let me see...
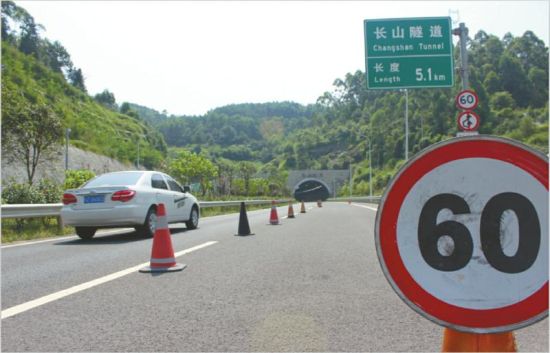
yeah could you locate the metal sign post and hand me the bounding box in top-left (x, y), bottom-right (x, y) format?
top-left (453, 22), bottom-right (469, 90)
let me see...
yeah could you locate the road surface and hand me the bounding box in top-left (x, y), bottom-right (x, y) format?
top-left (1, 202), bottom-right (547, 351)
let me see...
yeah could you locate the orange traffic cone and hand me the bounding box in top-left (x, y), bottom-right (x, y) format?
top-left (441, 328), bottom-right (517, 352)
top-left (269, 200), bottom-right (280, 225)
top-left (287, 201), bottom-right (295, 219)
top-left (300, 201), bottom-right (306, 214)
top-left (139, 203), bottom-right (186, 273)
top-left (317, 200), bottom-right (322, 207)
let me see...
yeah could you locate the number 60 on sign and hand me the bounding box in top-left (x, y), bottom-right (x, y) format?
top-left (375, 136), bottom-right (548, 333)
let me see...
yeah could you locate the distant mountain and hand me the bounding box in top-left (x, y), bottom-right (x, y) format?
top-left (208, 101), bottom-right (320, 119)
top-left (125, 103), bottom-right (172, 126)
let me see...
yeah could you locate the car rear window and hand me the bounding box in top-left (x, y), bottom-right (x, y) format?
top-left (84, 172), bottom-right (143, 187)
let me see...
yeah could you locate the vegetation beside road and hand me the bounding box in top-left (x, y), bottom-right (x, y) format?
top-left (1, 203), bottom-right (276, 244)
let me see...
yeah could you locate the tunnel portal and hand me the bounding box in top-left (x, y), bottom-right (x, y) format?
top-left (293, 179), bottom-right (330, 202)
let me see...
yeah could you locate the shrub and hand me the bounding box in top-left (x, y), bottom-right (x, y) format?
top-left (36, 179), bottom-right (63, 203)
top-left (64, 169), bottom-right (96, 190)
top-left (2, 182), bottom-right (45, 204)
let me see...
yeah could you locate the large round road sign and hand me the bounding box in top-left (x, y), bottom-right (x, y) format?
top-left (375, 136), bottom-right (548, 333)
top-left (456, 89), bottom-right (479, 110)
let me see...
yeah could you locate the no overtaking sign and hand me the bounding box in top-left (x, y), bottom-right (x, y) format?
top-left (375, 136), bottom-right (548, 333)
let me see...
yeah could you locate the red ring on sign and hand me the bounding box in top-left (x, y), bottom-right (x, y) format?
top-left (378, 138), bottom-right (548, 330)
top-left (455, 89), bottom-right (479, 110)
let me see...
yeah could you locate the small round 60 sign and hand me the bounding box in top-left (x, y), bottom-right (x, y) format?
top-left (375, 136), bottom-right (548, 333)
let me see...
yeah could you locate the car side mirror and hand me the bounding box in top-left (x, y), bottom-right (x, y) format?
top-left (183, 185), bottom-right (191, 193)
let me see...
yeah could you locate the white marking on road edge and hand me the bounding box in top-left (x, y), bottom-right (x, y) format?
top-left (1, 241), bottom-right (218, 319)
top-left (1, 235), bottom-right (77, 249)
top-left (1, 228), bottom-right (135, 249)
top-left (351, 204), bottom-right (378, 211)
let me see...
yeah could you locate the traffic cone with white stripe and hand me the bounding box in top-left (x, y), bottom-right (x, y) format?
top-left (269, 200), bottom-right (280, 225)
top-left (300, 201), bottom-right (306, 214)
top-left (287, 201), bottom-right (295, 219)
top-left (139, 203), bottom-right (186, 273)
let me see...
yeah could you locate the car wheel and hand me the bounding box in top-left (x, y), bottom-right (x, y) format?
top-left (137, 207), bottom-right (157, 238)
top-left (185, 206), bottom-right (199, 230)
top-left (75, 226), bottom-right (96, 239)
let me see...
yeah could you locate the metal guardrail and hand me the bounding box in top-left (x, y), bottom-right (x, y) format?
top-left (328, 196), bottom-right (382, 204)
top-left (199, 199), bottom-right (290, 209)
top-left (1, 204), bottom-right (64, 219)
top-left (0, 197), bottom-right (380, 222)
top-left (0, 198), bottom-right (378, 234)
top-left (0, 199), bottom-right (291, 220)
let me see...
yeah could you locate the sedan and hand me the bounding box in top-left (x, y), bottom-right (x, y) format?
top-left (61, 171), bottom-right (200, 239)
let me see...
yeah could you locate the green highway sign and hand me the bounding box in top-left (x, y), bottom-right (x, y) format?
top-left (364, 17), bottom-right (454, 89)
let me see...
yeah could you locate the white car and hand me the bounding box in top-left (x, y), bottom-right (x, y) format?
top-left (61, 171), bottom-right (200, 239)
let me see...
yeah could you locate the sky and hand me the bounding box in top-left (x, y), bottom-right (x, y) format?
top-left (17, 1), bottom-right (550, 116)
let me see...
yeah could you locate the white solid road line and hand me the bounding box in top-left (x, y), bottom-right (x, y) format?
top-left (1, 228), bottom-right (135, 249)
top-left (1, 241), bottom-right (218, 320)
top-left (351, 203), bottom-right (378, 212)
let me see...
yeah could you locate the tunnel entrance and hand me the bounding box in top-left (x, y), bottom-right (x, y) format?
top-left (293, 179), bottom-right (330, 202)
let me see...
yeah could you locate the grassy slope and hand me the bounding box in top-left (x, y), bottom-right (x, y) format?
top-left (1, 42), bottom-right (166, 168)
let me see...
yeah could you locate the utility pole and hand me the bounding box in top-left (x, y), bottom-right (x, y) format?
top-left (349, 159), bottom-right (353, 197)
top-left (137, 141), bottom-right (140, 169)
top-left (368, 139), bottom-right (372, 198)
top-left (65, 128), bottom-right (71, 170)
top-left (405, 89), bottom-right (409, 160)
top-left (454, 22), bottom-right (469, 90)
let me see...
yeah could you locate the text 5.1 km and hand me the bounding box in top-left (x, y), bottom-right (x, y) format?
top-left (415, 67), bottom-right (446, 82)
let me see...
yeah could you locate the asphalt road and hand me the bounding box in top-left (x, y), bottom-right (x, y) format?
top-left (1, 202), bottom-right (548, 352)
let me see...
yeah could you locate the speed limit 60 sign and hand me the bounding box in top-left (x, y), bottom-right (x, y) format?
top-left (456, 89), bottom-right (479, 110)
top-left (375, 136), bottom-right (548, 333)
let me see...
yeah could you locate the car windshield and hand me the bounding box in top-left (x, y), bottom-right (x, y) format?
top-left (84, 172), bottom-right (143, 187)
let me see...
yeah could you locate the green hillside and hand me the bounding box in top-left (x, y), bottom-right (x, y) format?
top-left (129, 30), bottom-right (547, 196)
top-left (1, 41), bottom-right (167, 170)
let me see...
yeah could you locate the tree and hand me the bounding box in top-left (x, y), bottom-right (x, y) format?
top-left (40, 40), bottom-right (73, 75)
top-left (498, 54), bottom-right (530, 107)
top-left (239, 161), bottom-right (257, 196)
top-left (527, 67), bottom-right (548, 107)
top-left (94, 89), bottom-right (117, 110)
top-left (18, 12), bottom-right (42, 56)
top-left (215, 158), bottom-right (237, 196)
top-left (490, 91), bottom-right (516, 111)
top-left (2, 92), bottom-right (63, 184)
top-left (168, 151), bottom-right (218, 196)
top-left (1, 1), bottom-right (16, 42)
top-left (68, 67), bottom-right (87, 92)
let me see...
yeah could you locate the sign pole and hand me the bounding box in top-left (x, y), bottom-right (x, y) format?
top-left (405, 89), bottom-right (409, 160)
top-left (369, 140), bottom-right (372, 198)
top-left (456, 22), bottom-right (469, 90)
top-left (65, 128), bottom-right (71, 170)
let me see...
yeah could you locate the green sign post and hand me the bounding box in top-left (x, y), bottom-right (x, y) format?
top-left (364, 17), bottom-right (454, 89)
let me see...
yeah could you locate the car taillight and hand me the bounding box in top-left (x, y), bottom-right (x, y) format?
top-left (111, 190), bottom-right (136, 202)
top-left (62, 193), bottom-right (77, 205)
